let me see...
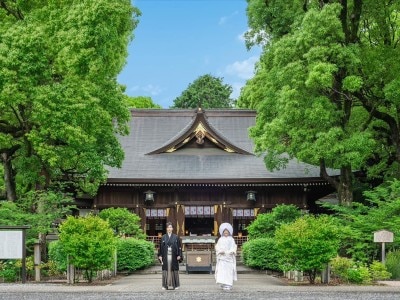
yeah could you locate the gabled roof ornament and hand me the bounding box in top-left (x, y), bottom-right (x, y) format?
top-left (147, 108), bottom-right (252, 155)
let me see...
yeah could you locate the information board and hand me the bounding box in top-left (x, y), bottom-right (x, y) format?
top-left (0, 231), bottom-right (23, 259)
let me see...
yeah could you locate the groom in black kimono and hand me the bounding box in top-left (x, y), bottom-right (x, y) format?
top-left (158, 222), bottom-right (182, 290)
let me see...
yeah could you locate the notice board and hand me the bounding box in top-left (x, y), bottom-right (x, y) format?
top-left (0, 231), bottom-right (23, 259)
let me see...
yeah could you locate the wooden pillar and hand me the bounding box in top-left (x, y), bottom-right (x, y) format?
top-left (214, 204), bottom-right (222, 236)
top-left (138, 207), bottom-right (147, 233)
top-left (176, 204), bottom-right (185, 236)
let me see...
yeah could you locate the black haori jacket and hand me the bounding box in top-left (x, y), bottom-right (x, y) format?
top-left (158, 233), bottom-right (182, 271)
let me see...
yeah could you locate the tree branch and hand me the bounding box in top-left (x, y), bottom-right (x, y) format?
top-left (0, 0), bottom-right (24, 20)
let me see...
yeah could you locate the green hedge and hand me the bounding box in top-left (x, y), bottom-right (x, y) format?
top-left (242, 237), bottom-right (280, 271)
top-left (116, 238), bottom-right (155, 272)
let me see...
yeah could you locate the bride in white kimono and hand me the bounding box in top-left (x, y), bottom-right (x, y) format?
top-left (214, 223), bottom-right (237, 290)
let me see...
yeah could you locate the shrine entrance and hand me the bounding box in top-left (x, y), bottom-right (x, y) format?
top-left (185, 217), bottom-right (214, 236)
top-left (184, 205), bottom-right (215, 236)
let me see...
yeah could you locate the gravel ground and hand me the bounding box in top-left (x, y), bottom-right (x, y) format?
top-left (1, 272), bottom-right (399, 299)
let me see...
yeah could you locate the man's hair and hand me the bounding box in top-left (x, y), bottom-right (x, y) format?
top-left (166, 222), bottom-right (173, 228)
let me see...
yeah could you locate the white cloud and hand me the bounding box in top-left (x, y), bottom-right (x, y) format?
top-left (129, 85), bottom-right (140, 92)
top-left (237, 31), bottom-right (246, 43)
top-left (225, 56), bottom-right (259, 80)
top-left (219, 11), bottom-right (238, 25)
top-left (219, 16), bottom-right (228, 25)
top-left (230, 81), bottom-right (245, 100)
top-left (142, 84), bottom-right (162, 96)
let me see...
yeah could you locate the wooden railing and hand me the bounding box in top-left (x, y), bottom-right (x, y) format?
top-left (233, 235), bottom-right (249, 249)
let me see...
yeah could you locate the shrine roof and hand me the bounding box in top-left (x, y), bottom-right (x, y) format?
top-left (106, 108), bottom-right (338, 184)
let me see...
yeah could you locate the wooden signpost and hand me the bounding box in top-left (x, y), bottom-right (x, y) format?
top-left (373, 229), bottom-right (394, 264)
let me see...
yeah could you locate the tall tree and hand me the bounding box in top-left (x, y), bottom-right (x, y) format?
top-left (238, 0), bottom-right (400, 205)
top-left (0, 1), bottom-right (140, 200)
top-left (125, 95), bottom-right (161, 109)
top-left (172, 74), bottom-right (233, 109)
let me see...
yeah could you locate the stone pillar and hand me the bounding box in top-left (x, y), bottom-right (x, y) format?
top-left (34, 241), bottom-right (41, 282)
top-left (321, 264), bottom-right (330, 284)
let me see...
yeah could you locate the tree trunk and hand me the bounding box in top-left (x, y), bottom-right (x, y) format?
top-left (337, 166), bottom-right (353, 206)
top-left (320, 159), bottom-right (353, 206)
top-left (1, 152), bottom-right (17, 201)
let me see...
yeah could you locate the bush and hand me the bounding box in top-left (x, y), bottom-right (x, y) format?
top-left (99, 208), bottom-right (146, 238)
top-left (0, 260), bottom-right (18, 282)
top-left (116, 238), bottom-right (155, 272)
top-left (48, 241), bottom-right (68, 273)
top-left (330, 256), bottom-right (353, 282)
top-left (59, 215), bottom-right (116, 283)
top-left (369, 260), bottom-right (391, 281)
top-left (386, 250), bottom-right (400, 279)
top-left (42, 260), bottom-right (64, 278)
top-left (15, 256), bottom-right (35, 281)
top-left (346, 265), bottom-right (371, 284)
top-left (246, 204), bottom-right (301, 239)
top-left (275, 215), bottom-right (340, 284)
top-left (242, 237), bottom-right (280, 271)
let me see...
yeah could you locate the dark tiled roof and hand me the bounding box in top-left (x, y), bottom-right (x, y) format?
top-left (106, 109), bottom-right (336, 183)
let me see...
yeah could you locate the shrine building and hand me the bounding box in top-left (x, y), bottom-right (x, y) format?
top-left (88, 108), bottom-right (336, 242)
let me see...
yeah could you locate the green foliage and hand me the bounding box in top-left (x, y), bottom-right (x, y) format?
top-left (242, 0), bottom-right (400, 204)
top-left (275, 215), bottom-right (340, 284)
top-left (41, 260), bottom-right (64, 279)
top-left (48, 241), bottom-right (68, 273)
top-left (0, 191), bottom-right (75, 253)
top-left (116, 238), bottom-right (155, 272)
top-left (369, 261), bottom-right (391, 281)
top-left (246, 204), bottom-right (301, 239)
top-left (330, 256), bottom-right (354, 282)
top-left (0, 260), bottom-right (18, 282)
top-left (386, 250), bottom-right (400, 279)
top-left (346, 265), bottom-right (371, 285)
top-left (99, 207), bottom-right (145, 238)
top-left (14, 256), bottom-right (35, 281)
top-left (172, 74), bottom-right (233, 108)
top-left (0, 0), bottom-right (140, 198)
top-left (330, 257), bottom-right (389, 284)
top-left (125, 96), bottom-right (161, 108)
top-left (323, 180), bottom-right (400, 263)
top-left (58, 215), bottom-right (116, 282)
top-left (242, 237), bottom-right (280, 271)
top-left (0, 165), bottom-right (4, 200)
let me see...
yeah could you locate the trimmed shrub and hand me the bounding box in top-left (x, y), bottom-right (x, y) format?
top-left (242, 237), bottom-right (280, 271)
top-left (59, 215), bottom-right (116, 283)
top-left (116, 238), bottom-right (155, 272)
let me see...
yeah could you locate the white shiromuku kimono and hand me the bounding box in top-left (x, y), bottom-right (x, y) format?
top-left (215, 224), bottom-right (237, 289)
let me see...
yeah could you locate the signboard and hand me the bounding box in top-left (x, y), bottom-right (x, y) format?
top-left (374, 230), bottom-right (394, 243)
top-left (0, 230), bottom-right (23, 259)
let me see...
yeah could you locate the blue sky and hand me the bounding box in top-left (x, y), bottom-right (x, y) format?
top-left (118, 0), bottom-right (261, 108)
